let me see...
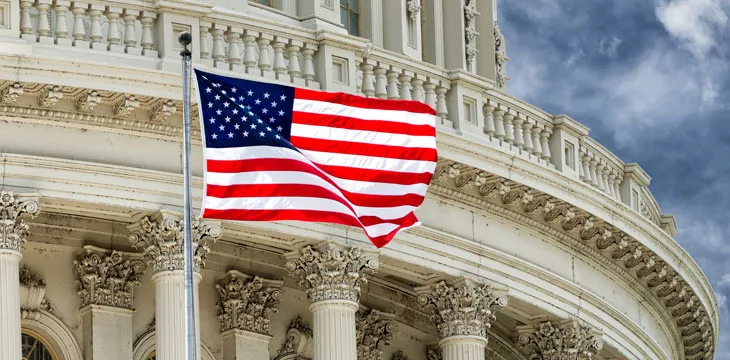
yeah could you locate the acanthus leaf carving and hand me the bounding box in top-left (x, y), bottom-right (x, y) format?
top-left (115, 94), bottom-right (140, 116)
top-left (150, 99), bottom-right (177, 122)
top-left (463, 0), bottom-right (480, 71)
top-left (494, 21), bottom-right (510, 89)
top-left (516, 318), bottom-right (603, 360)
top-left (216, 270), bottom-right (282, 335)
top-left (73, 246), bottom-right (146, 309)
top-left (39, 86), bottom-right (64, 108)
top-left (76, 90), bottom-right (102, 112)
top-left (276, 316), bottom-right (313, 360)
top-left (1, 82), bottom-right (24, 104)
top-left (0, 191), bottom-right (40, 252)
top-left (406, 0), bottom-right (421, 21)
top-left (356, 309), bottom-right (394, 360)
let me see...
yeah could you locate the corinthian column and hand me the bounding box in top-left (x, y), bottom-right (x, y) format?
top-left (516, 318), bottom-right (603, 360)
top-left (128, 210), bottom-right (221, 360)
top-left (0, 191), bottom-right (39, 360)
top-left (74, 246), bottom-right (146, 360)
top-left (285, 242), bottom-right (379, 360)
top-left (216, 270), bottom-right (282, 360)
top-left (416, 278), bottom-right (508, 360)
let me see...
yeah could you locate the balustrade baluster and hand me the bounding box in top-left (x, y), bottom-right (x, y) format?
top-left (36, 0), bottom-right (52, 43)
top-left (199, 22), bottom-right (211, 63)
top-left (494, 108), bottom-right (506, 140)
top-left (607, 172), bottom-right (616, 198)
top-left (614, 173), bottom-right (623, 200)
top-left (531, 126), bottom-right (543, 157)
top-left (355, 59), bottom-right (362, 93)
top-left (301, 43), bottom-right (317, 87)
top-left (88, 5), bottom-right (105, 50)
top-left (122, 9), bottom-right (140, 55)
top-left (522, 121), bottom-right (534, 152)
top-left (589, 158), bottom-right (599, 187)
top-left (374, 66), bottom-right (388, 99)
top-left (20, 0), bottom-right (34, 40)
top-left (360, 61), bottom-right (375, 98)
top-left (503, 112), bottom-right (515, 144)
top-left (70, 2), bottom-right (88, 47)
top-left (105, 7), bottom-right (123, 52)
top-left (211, 25), bottom-right (226, 69)
top-left (243, 30), bottom-right (258, 74)
top-left (386, 70), bottom-right (400, 99)
top-left (423, 81), bottom-right (437, 110)
top-left (602, 167), bottom-right (612, 194)
top-left (513, 114), bottom-right (525, 149)
top-left (256, 33), bottom-right (273, 78)
top-left (139, 12), bottom-right (157, 57)
top-left (54, 0), bottom-right (71, 45)
top-left (272, 37), bottom-right (288, 81)
top-left (226, 27), bottom-right (243, 71)
top-left (580, 150), bottom-right (589, 182)
top-left (540, 129), bottom-right (552, 161)
top-left (287, 41), bottom-right (303, 85)
top-left (595, 162), bottom-right (606, 191)
top-left (411, 76), bottom-right (425, 102)
top-left (399, 72), bottom-right (412, 100)
top-left (435, 86), bottom-right (449, 121)
top-left (483, 104), bottom-right (495, 136)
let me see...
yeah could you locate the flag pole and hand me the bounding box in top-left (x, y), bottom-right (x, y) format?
top-left (178, 31), bottom-right (197, 360)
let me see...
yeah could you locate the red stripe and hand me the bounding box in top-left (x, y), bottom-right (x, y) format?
top-left (207, 158), bottom-right (433, 185)
top-left (290, 136), bottom-right (438, 162)
top-left (202, 208), bottom-right (417, 247)
top-left (295, 88), bottom-right (437, 115)
top-left (206, 183), bottom-right (425, 208)
top-left (292, 111), bottom-right (436, 137)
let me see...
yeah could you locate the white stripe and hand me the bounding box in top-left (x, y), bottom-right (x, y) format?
top-left (293, 98), bottom-right (436, 127)
top-left (207, 170), bottom-right (427, 197)
top-left (206, 146), bottom-right (437, 174)
top-left (203, 196), bottom-right (406, 238)
top-left (291, 123), bottom-right (437, 149)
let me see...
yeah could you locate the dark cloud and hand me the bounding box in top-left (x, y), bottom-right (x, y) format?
top-left (500, 0), bottom-right (730, 357)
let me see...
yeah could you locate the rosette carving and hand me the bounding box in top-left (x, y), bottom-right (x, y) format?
top-left (0, 191), bottom-right (40, 252)
top-left (285, 242), bottom-right (379, 303)
top-left (73, 246), bottom-right (146, 309)
top-left (216, 270), bottom-right (282, 335)
top-left (416, 278), bottom-right (508, 339)
top-left (516, 319), bottom-right (603, 360)
top-left (128, 210), bottom-right (221, 273)
top-left (356, 309), bottom-right (394, 360)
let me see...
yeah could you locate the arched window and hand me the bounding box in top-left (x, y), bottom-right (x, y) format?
top-left (21, 330), bottom-right (57, 360)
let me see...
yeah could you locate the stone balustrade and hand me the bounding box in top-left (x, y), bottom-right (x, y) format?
top-left (578, 138), bottom-right (625, 201)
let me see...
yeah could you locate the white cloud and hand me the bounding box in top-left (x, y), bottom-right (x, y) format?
top-left (716, 292), bottom-right (727, 308)
top-left (720, 273), bottom-right (730, 287)
top-left (599, 36), bottom-right (622, 57)
top-left (656, 0), bottom-right (730, 58)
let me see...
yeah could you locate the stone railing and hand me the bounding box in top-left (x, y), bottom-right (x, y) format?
top-left (3, 0), bottom-right (669, 235)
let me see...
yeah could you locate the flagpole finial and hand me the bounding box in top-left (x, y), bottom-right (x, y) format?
top-left (178, 31), bottom-right (192, 57)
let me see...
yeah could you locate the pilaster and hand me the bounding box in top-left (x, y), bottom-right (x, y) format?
top-left (516, 318), bottom-right (604, 360)
top-left (285, 242), bottom-right (379, 360)
top-left (0, 191), bottom-right (39, 360)
top-left (74, 245), bottom-right (146, 360)
top-left (217, 270), bottom-right (283, 360)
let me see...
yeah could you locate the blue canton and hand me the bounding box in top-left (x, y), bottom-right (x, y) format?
top-left (194, 69), bottom-right (296, 149)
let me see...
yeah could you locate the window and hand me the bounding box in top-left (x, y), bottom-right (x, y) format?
top-left (340, 0), bottom-right (360, 36)
top-left (253, 0), bottom-right (272, 6)
top-left (21, 330), bottom-right (57, 360)
top-left (564, 141), bottom-right (575, 170)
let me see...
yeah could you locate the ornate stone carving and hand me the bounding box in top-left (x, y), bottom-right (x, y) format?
top-left (39, 86), bottom-right (63, 108)
top-left (392, 350), bottom-right (409, 360)
top-left (115, 94), bottom-right (139, 116)
top-left (494, 21), bottom-right (510, 90)
top-left (463, 0), bottom-right (480, 71)
top-left (0, 191), bottom-right (40, 252)
top-left (285, 242), bottom-right (379, 303)
top-left (416, 278), bottom-right (508, 339)
top-left (19, 266), bottom-right (55, 320)
top-left (356, 309), bottom-right (394, 360)
top-left (73, 246), bottom-right (146, 309)
top-left (128, 210), bottom-right (221, 273)
top-left (76, 90), bottom-right (102, 112)
top-left (426, 346), bottom-right (442, 360)
top-left (407, 0), bottom-right (421, 21)
top-left (276, 316), bottom-right (314, 360)
top-left (516, 319), bottom-right (603, 360)
top-left (1, 82), bottom-right (24, 104)
top-left (216, 270), bottom-right (282, 335)
top-left (150, 99), bottom-right (177, 122)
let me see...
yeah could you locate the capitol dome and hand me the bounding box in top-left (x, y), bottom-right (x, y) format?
top-left (0, 0), bottom-right (719, 360)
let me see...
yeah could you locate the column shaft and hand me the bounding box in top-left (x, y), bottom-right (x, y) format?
top-left (311, 300), bottom-right (359, 360)
top-left (0, 251), bottom-right (21, 360)
top-left (154, 271), bottom-right (201, 360)
top-left (440, 336), bottom-right (486, 360)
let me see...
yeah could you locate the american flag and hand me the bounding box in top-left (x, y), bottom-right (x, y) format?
top-left (194, 68), bottom-right (437, 248)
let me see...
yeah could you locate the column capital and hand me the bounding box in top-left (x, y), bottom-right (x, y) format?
top-left (73, 245), bottom-right (146, 310)
top-left (416, 278), bottom-right (508, 339)
top-left (216, 270), bottom-right (282, 335)
top-left (0, 191), bottom-right (40, 253)
top-left (356, 309), bottom-right (394, 360)
top-left (127, 210), bottom-right (221, 274)
top-left (285, 241), bottom-right (379, 303)
top-left (276, 315), bottom-right (314, 358)
top-left (516, 318), bottom-right (604, 360)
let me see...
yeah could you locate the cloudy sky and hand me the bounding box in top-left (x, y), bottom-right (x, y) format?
top-left (498, 0), bottom-right (729, 357)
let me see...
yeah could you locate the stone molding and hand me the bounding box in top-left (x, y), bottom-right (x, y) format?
top-left (215, 269), bottom-right (282, 335)
top-left (516, 318), bottom-right (603, 360)
top-left (73, 245), bottom-right (146, 309)
top-left (0, 191), bottom-right (40, 253)
top-left (416, 278), bottom-right (508, 339)
top-left (127, 210), bottom-right (221, 273)
top-left (285, 241), bottom-right (379, 303)
top-left (356, 309), bottom-right (394, 360)
top-left (275, 315), bottom-right (313, 360)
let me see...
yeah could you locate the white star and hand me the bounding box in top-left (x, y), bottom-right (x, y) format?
top-left (271, 101), bottom-right (277, 107)
top-left (269, 117), bottom-right (276, 123)
top-left (207, 102), bottom-right (213, 108)
top-left (251, 124), bottom-right (257, 129)
top-left (257, 119), bottom-right (263, 124)
top-left (275, 134), bottom-right (280, 139)
top-left (246, 105), bottom-right (252, 110)
top-left (234, 123), bottom-right (240, 130)
top-left (228, 132), bottom-right (234, 138)
top-left (248, 111), bottom-right (254, 116)
top-left (247, 90), bottom-right (253, 96)
top-left (264, 92), bottom-right (270, 98)
top-left (205, 87), bottom-right (212, 93)
top-left (209, 118), bottom-right (216, 124)
top-left (278, 110), bottom-right (285, 116)
top-left (266, 126), bottom-right (272, 132)
top-left (259, 131), bottom-right (265, 137)
top-left (212, 133), bottom-right (218, 139)
top-left (223, 102), bottom-right (230, 108)
top-left (232, 109), bottom-right (239, 115)
top-left (280, 94), bottom-right (287, 100)
top-left (221, 90), bottom-right (227, 95)
top-left (277, 126), bottom-right (283, 131)
top-left (225, 116), bottom-right (231, 122)
top-left (255, 99), bottom-right (261, 105)
top-left (214, 95), bottom-right (221, 100)
top-left (238, 96), bottom-right (245, 102)
top-left (213, 83), bottom-right (221, 88)
top-left (219, 125), bottom-right (225, 131)
top-left (231, 87), bottom-right (237, 93)
top-left (216, 109), bottom-right (222, 115)
top-left (241, 116), bottom-right (248, 122)
top-left (243, 131), bottom-right (249, 137)
top-left (262, 108), bottom-right (268, 114)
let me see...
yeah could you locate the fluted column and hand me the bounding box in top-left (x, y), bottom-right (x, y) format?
top-left (0, 191), bottom-right (39, 360)
top-left (285, 242), bottom-right (379, 360)
top-left (217, 270), bottom-right (282, 360)
top-left (128, 211), bottom-right (221, 360)
top-left (74, 246), bottom-right (146, 360)
top-left (416, 279), bottom-right (508, 360)
top-left (516, 318), bottom-right (603, 360)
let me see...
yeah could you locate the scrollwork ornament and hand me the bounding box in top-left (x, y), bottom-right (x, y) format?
top-left (356, 310), bottom-right (394, 360)
top-left (216, 273), bottom-right (281, 335)
top-left (516, 319), bottom-right (603, 360)
top-left (73, 249), bottom-right (146, 309)
top-left (0, 191), bottom-right (40, 252)
top-left (407, 0), bottom-right (421, 21)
